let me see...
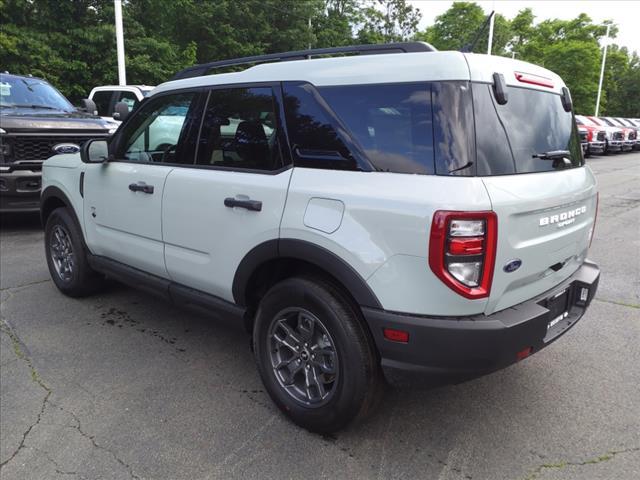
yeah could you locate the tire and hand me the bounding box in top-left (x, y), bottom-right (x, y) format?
top-left (44, 207), bottom-right (104, 297)
top-left (253, 276), bottom-right (382, 433)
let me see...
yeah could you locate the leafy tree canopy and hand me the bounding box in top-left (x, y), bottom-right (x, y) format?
top-left (0, 0), bottom-right (636, 115)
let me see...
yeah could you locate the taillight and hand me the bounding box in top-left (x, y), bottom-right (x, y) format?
top-left (586, 129), bottom-right (593, 142)
top-left (514, 72), bottom-right (554, 88)
top-left (429, 211), bottom-right (497, 299)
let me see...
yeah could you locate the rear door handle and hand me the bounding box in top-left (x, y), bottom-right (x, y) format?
top-left (224, 197), bottom-right (262, 211)
top-left (129, 182), bottom-right (154, 194)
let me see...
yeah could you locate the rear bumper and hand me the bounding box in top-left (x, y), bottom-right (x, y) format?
top-left (363, 260), bottom-right (600, 376)
top-left (0, 165), bottom-right (42, 213)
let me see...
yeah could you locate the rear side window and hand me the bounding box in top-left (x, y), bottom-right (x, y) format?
top-left (92, 90), bottom-right (113, 116)
top-left (319, 83), bottom-right (434, 174)
top-left (196, 87), bottom-right (284, 171)
top-left (283, 82), bottom-right (365, 171)
top-left (473, 84), bottom-right (583, 175)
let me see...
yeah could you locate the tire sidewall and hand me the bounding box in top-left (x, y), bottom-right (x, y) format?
top-left (45, 208), bottom-right (91, 295)
top-left (253, 277), bottom-right (373, 432)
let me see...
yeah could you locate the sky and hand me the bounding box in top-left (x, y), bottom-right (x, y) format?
top-left (407, 1), bottom-right (640, 53)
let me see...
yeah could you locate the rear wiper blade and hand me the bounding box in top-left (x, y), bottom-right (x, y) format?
top-left (532, 150), bottom-right (571, 160)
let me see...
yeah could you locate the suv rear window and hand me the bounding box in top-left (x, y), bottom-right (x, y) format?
top-left (473, 84), bottom-right (583, 175)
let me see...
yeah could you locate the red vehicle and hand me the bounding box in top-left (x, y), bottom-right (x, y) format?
top-left (584, 116), bottom-right (625, 153)
top-left (574, 116), bottom-right (606, 156)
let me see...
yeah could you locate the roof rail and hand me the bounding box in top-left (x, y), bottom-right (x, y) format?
top-left (170, 42), bottom-right (436, 81)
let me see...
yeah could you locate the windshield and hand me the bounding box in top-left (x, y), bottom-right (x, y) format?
top-left (473, 84), bottom-right (582, 175)
top-left (0, 75), bottom-right (74, 111)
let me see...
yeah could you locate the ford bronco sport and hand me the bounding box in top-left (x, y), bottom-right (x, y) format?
top-left (40, 42), bottom-right (600, 433)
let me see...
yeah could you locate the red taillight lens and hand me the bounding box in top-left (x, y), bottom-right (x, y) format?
top-left (449, 237), bottom-right (484, 255)
top-left (383, 328), bottom-right (409, 343)
top-left (429, 211), bottom-right (497, 299)
top-left (514, 71), bottom-right (554, 88)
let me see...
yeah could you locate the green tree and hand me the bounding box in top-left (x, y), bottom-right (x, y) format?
top-left (356, 0), bottom-right (422, 44)
top-left (415, 2), bottom-right (510, 55)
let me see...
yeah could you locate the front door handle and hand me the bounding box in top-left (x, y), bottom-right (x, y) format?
top-left (224, 197), bottom-right (262, 212)
top-left (129, 182), bottom-right (154, 194)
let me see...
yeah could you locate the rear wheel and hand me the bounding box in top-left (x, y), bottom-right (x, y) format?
top-left (253, 276), bottom-right (382, 433)
top-left (45, 207), bottom-right (104, 297)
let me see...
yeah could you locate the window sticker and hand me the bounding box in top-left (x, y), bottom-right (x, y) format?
top-left (0, 82), bottom-right (11, 96)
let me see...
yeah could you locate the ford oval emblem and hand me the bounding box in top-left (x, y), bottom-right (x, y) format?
top-left (503, 259), bottom-right (522, 273)
top-left (52, 143), bottom-right (81, 154)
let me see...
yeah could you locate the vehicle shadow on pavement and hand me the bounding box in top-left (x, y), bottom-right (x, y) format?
top-left (0, 212), bottom-right (42, 232)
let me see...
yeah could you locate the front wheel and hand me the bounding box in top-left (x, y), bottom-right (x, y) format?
top-left (44, 207), bottom-right (104, 297)
top-left (253, 277), bottom-right (382, 433)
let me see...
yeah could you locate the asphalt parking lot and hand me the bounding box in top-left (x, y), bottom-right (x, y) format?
top-left (1, 153), bottom-right (639, 480)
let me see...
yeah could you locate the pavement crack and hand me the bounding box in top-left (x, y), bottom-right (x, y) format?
top-left (521, 446), bottom-right (640, 480)
top-left (0, 278), bottom-right (51, 292)
top-left (59, 404), bottom-right (140, 480)
top-left (29, 446), bottom-right (82, 478)
top-left (0, 319), bottom-right (52, 470)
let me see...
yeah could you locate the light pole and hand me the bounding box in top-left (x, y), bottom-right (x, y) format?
top-left (114, 0), bottom-right (126, 86)
top-left (595, 24), bottom-right (611, 117)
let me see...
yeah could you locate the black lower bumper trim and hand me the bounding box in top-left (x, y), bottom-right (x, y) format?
top-left (363, 260), bottom-right (600, 375)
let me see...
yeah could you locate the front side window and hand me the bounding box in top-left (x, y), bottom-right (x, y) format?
top-left (196, 87), bottom-right (283, 171)
top-left (116, 92), bottom-right (197, 164)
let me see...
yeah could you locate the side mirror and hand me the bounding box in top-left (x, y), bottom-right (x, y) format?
top-left (79, 98), bottom-right (98, 116)
top-left (112, 101), bottom-right (130, 121)
top-left (80, 138), bottom-right (109, 164)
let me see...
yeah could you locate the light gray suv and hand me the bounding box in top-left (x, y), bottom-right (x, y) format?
top-left (40, 42), bottom-right (600, 432)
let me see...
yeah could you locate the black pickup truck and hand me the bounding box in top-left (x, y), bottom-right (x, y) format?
top-left (0, 73), bottom-right (116, 213)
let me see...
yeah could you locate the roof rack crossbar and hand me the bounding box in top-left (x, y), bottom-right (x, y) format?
top-left (170, 42), bottom-right (436, 81)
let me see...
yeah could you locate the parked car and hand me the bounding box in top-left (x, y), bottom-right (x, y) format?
top-left (618, 118), bottom-right (640, 150)
top-left (0, 73), bottom-right (116, 213)
top-left (578, 126), bottom-right (589, 155)
top-left (599, 117), bottom-right (635, 151)
top-left (576, 115), bottom-right (623, 154)
top-left (88, 85), bottom-right (154, 122)
top-left (574, 116), bottom-right (606, 156)
top-left (41, 43), bottom-right (600, 432)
